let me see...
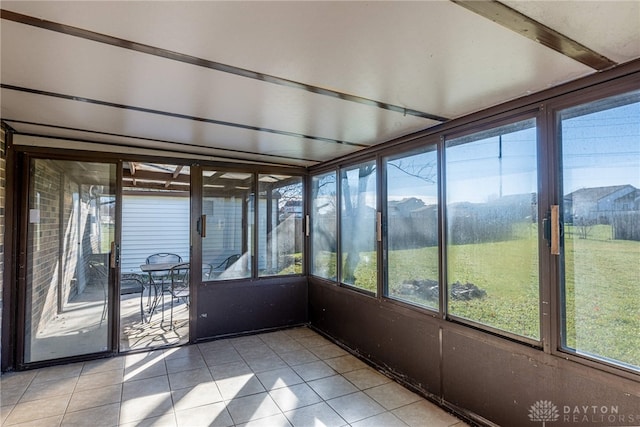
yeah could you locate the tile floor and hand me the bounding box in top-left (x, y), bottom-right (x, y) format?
top-left (1, 327), bottom-right (468, 427)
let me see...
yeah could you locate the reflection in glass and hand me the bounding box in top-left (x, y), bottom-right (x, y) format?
top-left (446, 119), bottom-right (540, 339)
top-left (26, 159), bottom-right (115, 362)
top-left (258, 174), bottom-right (303, 276)
top-left (560, 91), bottom-right (640, 370)
top-left (340, 161), bottom-right (377, 292)
top-left (311, 172), bottom-right (337, 280)
top-left (385, 148), bottom-right (439, 309)
top-left (202, 171), bottom-right (253, 280)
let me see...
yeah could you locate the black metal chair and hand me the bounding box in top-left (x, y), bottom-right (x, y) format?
top-left (168, 263), bottom-right (190, 329)
top-left (121, 273), bottom-right (147, 322)
top-left (145, 253), bottom-right (183, 322)
top-left (211, 254), bottom-right (241, 277)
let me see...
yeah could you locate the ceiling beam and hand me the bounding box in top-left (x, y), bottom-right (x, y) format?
top-left (1, 83), bottom-right (367, 148)
top-left (0, 9), bottom-right (448, 122)
top-left (452, 0), bottom-right (617, 71)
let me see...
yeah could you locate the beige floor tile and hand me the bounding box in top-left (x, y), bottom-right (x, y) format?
top-left (1, 405), bottom-right (15, 424)
top-left (327, 391), bottom-right (386, 424)
top-left (278, 349), bottom-right (319, 366)
top-left (351, 411), bottom-right (410, 427)
top-left (324, 354), bottom-right (368, 374)
top-left (283, 402), bottom-right (348, 427)
top-left (308, 375), bottom-right (359, 400)
top-left (122, 375), bottom-right (170, 401)
top-left (4, 395), bottom-right (70, 426)
top-left (81, 357), bottom-right (125, 376)
top-left (123, 358), bottom-right (167, 382)
top-left (201, 348), bottom-right (243, 367)
top-left (74, 369), bottom-right (124, 392)
top-left (209, 361), bottom-right (252, 381)
top-left (243, 354), bottom-right (288, 373)
top-left (1, 385), bottom-right (26, 407)
top-left (66, 383), bottom-right (122, 413)
top-left (308, 343), bottom-right (349, 360)
top-left (283, 327), bottom-right (317, 340)
top-left (0, 372), bottom-right (37, 390)
top-left (171, 381), bottom-right (223, 411)
top-left (118, 392), bottom-right (174, 425)
top-left (393, 400), bottom-right (464, 427)
top-left (255, 367), bottom-right (304, 391)
top-left (119, 413), bottom-right (178, 427)
top-left (296, 335), bottom-right (330, 349)
top-left (60, 402), bottom-right (119, 427)
top-left (291, 360), bottom-right (336, 382)
top-left (237, 413), bottom-right (292, 427)
top-left (164, 354), bottom-right (206, 374)
top-left (162, 345), bottom-right (202, 361)
top-left (343, 368), bottom-right (392, 390)
top-left (168, 367), bottom-right (212, 390)
top-left (268, 341), bottom-right (306, 355)
top-left (215, 375), bottom-right (266, 401)
top-left (4, 414), bottom-right (64, 427)
top-left (32, 364), bottom-right (82, 384)
top-left (174, 402), bottom-right (233, 427)
top-left (269, 383), bottom-right (322, 412)
top-left (226, 392), bottom-right (282, 425)
top-left (19, 377), bottom-right (77, 403)
top-left (365, 381), bottom-right (422, 410)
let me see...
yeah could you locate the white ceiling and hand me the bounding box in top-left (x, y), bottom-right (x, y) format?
top-left (2, 1), bottom-right (639, 168)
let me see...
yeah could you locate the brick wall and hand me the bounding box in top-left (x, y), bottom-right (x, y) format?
top-left (25, 160), bottom-right (62, 347)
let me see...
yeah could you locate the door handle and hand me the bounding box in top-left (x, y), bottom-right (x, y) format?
top-left (197, 215), bottom-right (207, 238)
top-left (550, 205), bottom-right (560, 255)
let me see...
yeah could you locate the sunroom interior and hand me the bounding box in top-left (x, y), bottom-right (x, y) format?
top-left (1, 2), bottom-right (639, 426)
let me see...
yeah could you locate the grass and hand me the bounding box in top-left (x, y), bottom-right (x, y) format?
top-left (316, 223), bottom-right (639, 369)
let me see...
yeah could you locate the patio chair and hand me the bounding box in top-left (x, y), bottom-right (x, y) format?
top-left (145, 253), bottom-right (183, 322)
top-left (168, 263), bottom-right (190, 329)
top-left (211, 254), bottom-right (241, 277)
top-left (121, 273), bottom-right (147, 322)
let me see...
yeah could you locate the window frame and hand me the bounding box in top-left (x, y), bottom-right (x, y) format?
top-left (548, 84), bottom-right (640, 376)
top-left (381, 144), bottom-right (441, 313)
top-left (442, 112), bottom-right (544, 348)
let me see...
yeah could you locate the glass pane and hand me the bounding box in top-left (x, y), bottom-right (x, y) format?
top-left (120, 162), bottom-right (190, 351)
top-left (202, 171), bottom-right (253, 280)
top-left (340, 161), bottom-right (377, 292)
top-left (258, 174), bottom-right (303, 276)
top-left (560, 91), bottom-right (640, 370)
top-left (446, 119), bottom-right (540, 340)
top-left (26, 159), bottom-right (115, 362)
top-left (385, 148), bottom-right (439, 309)
top-left (311, 172), bottom-right (337, 280)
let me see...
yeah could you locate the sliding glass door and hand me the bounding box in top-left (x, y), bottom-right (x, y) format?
top-left (558, 90), bottom-right (640, 371)
top-left (23, 158), bottom-right (117, 363)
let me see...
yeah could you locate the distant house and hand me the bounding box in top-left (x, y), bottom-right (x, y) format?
top-left (563, 185), bottom-right (640, 224)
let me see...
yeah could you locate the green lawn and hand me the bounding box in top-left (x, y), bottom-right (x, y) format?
top-left (320, 223), bottom-right (639, 369)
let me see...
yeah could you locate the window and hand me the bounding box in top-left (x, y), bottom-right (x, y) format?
top-left (201, 171), bottom-right (253, 280)
top-left (384, 147), bottom-right (439, 309)
top-left (340, 161), bottom-right (377, 293)
top-left (311, 171), bottom-right (337, 280)
top-left (258, 174), bottom-right (303, 276)
top-left (559, 90), bottom-right (640, 371)
top-left (446, 119), bottom-right (540, 340)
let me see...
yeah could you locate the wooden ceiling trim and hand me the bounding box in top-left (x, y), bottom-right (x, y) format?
top-left (0, 8), bottom-right (448, 122)
top-left (452, 0), bottom-right (617, 71)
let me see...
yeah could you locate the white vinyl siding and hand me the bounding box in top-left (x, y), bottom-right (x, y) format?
top-left (121, 195), bottom-right (190, 273)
